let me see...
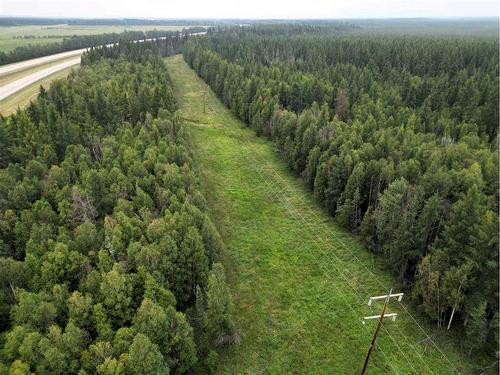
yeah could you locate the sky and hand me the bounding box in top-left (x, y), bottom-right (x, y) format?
top-left (0, 0), bottom-right (498, 19)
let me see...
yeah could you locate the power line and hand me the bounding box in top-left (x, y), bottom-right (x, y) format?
top-left (253, 174), bottom-right (420, 374)
top-left (207, 125), bottom-right (403, 373)
top-left (249, 167), bottom-right (402, 373)
top-left (184, 73), bottom-right (455, 373)
top-left (361, 289), bottom-right (398, 375)
top-left (195, 113), bottom-right (429, 372)
top-left (255, 165), bottom-right (434, 373)
top-left (256, 155), bottom-right (460, 374)
top-left (231, 135), bottom-right (419, 373)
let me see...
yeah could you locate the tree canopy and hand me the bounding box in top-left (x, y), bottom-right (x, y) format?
top-left (0, 41), bottom-right (234, 374)
top-left (184, 25), bottom-right (499, 355)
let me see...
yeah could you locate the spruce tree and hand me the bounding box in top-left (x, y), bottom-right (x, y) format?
top-left (206, 263), bottom-right (236, 346)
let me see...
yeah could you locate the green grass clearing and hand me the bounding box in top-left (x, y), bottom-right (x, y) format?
top-left (165, 54), bottom-right (485, 374)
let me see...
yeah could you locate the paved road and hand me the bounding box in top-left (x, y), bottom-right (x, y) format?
top-left (0, 57), bottom-right (81, 101)
top-left (0, 32), bottom-right (208, 103)
top-left (0, 49), bottom-right (86, 77)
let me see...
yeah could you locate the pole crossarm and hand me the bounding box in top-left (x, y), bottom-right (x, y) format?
top-left (364, 313), bottom-right (397, 321)
top-left (360, 288), bottom-right (403, 375)
top-left (368, 292), bottom-right (404, 306)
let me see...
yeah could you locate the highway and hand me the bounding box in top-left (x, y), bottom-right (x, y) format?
top-left (0, 57), bottom-right (81, 101)
top-left (0, 32), bottom-right (207, 104)
top-left (0, 49), bottom-right (85, 77)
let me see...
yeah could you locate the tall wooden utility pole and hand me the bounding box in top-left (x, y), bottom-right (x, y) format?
top-left (360, 289), bottom-right (404, 375)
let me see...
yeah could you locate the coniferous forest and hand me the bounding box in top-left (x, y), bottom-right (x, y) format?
top-left (0, 20), bottom-right (498, 374)
top-left (0, 40), bottom-right (236, 374)
top-left (184, 25), bottom-right (499, 355)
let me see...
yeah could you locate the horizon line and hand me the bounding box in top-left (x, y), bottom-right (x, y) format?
top-left (0, 15), bottom-right (498, 21)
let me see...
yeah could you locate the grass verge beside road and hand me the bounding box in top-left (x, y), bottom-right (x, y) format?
top-left (0, 55), bottom-right (80, 86)
top-left (0, 65), bottom-right (77, 116)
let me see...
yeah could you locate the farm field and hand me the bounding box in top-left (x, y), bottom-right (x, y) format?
top-left (0, 64), bottom-right (77, 116)
top-left (0, 24), bottom-right (189, 52)
top-left (0, 36), bottom-right (64, 52)
top-left (165, 54), bottom-right (480, 374)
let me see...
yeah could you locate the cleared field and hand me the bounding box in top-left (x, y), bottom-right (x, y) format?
top-left (165, 54), bottom-right (483, 374)
top-left (0, 24), bottom-right (188, 52)
top-left (0, 65), bottom-right (77, 116)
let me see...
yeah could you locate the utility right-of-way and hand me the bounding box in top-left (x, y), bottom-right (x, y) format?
top-left (165, 54), bottom-right (468, 375)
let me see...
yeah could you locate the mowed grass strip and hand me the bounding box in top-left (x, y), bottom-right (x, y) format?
top-left (165, 55), bottom-right (476, 374)
top-left (0, 65), bottom-right (77, 116)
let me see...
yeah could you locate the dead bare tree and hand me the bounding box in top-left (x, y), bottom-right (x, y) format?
top-left (70, 188), bottom-right (97, 225)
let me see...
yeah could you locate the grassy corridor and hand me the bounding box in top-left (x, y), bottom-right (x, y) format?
top-left (165, 55), bottom-right (475, 375)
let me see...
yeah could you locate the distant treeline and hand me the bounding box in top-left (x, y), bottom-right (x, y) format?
top-left (0, 17), bottom-right (360, 27)
top-left (184, 25), bottom-right (499, 356)
top-left (0, 28), bottom-right (203, 66)
top-left (0, 17), bottom-right (211, 26)
top-left (207, 23), bottom-right (359, 36)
